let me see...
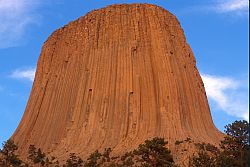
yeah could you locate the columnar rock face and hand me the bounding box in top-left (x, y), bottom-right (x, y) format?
top-left (12, 3), bottom-right (222, 162)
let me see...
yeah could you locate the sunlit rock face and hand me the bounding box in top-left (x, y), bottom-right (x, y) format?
top-left (12, 3), bottom-right (223, 165)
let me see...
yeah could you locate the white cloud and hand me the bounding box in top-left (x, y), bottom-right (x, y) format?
top-left (0, 0), bottom-right (41, 48)
top-left (201, 74), bottom-right (249, 121)
top-left (10, 68), bottom-right (35, 82)
top-left (214, 0), bottom-right (249, 14)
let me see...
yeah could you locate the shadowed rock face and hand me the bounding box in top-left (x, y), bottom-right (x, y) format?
top-left (12, 3), bottom-right (223, 162)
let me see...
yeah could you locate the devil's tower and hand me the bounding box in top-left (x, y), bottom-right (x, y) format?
top-left (12, 3), bottom-right (222, 164)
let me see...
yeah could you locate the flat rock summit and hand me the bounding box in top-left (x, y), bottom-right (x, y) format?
top-left (12, 3), bottom-right (223, 165)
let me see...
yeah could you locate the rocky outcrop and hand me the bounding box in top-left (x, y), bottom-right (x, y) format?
top-left (12, 3), bottom-right (223, 165)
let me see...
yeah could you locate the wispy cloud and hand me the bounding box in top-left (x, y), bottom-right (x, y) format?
top-left (213, 0), bottom-right (249, 15)
top-left (10, 68), bottom-right (35, 82)
top-left (201, 74), bottom-right (249, 121)
top-left (0, 0), bottom-right (41, 48)
top-left (181, 0), bottom-right (249, 16)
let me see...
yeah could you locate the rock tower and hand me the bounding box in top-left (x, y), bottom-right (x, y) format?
top-left (12, 3), bottom-right (223, 164)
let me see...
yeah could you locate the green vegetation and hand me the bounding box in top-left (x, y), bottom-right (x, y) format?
top-left (133, 137), bottom-right (175, 167)
top-left (0, 137), bottom-right (177, 167)
top-left (28, 145), bottom-right (47, 166)
top-left (0, 120), bottom-right (248, 166)
top-left (28, 144), bottom-right (57, 166)
top-left (120, 151), bottom-right (135, 166)
top-left (84, 150), bottom-right (102, 167)
top-left (190, 120), bottom-right (249, 167)
top-left (64, 153), bottom-right (83, 167)
top-left (0, 139), bottom-right (25, 167)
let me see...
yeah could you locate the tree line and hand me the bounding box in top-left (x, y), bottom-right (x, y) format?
top-left (0, 120), bottom-right (248, 167)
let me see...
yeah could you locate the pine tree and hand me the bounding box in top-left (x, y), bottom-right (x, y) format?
top-left (218, 120), bottom-right (249, 167)
top-left (190, 120), bottom-right (249, 167)
top-left (190, 151), bottom-right (216, 167)
top-left (65, 153), bottom-right (83, 167)
top-left (28, 145), bottom-right (47, 166)
top-left (133, 137), bottom-right (175, 167)
top-left (120, 151), bottom-right (135, 166)
top-left (84, 150), bottom-right (102, 167)
top-left (28, 145), bottom-right (36, 161)
top-left (0, 139), bottom-right (23, 166)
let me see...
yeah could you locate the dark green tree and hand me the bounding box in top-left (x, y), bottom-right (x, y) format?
top-left (0, 139), bottom-right (24, 166)
top-left (28, 145), bottom-right (36, 161)
top-left (133, 137), bottom-right (175, 167)
top-left (28, 145), bottom-right (47, 166)
top-left (217, 120), bottom-right (249, 167)
top-left (37, 148), bottom-right (46, 165)
top-left (190, 120), bottom-right (249, 167)
top-left (190, 142), bottom-right (220, 167)
top-left (65, 153), bottom-right (83, 167)
top-left (190, 151), bottom-right (216, 167)
top-left (84, 150), bottom-right (102, 167)
top-left (120, 151), bottom-right (135, 166)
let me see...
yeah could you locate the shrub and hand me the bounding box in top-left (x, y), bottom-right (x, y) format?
top-left (0, 139), bottom-right (24, 166)
top-left (65, 153), bottom-right (83, 167)
top-left (134, 137), bottom-right (175, 167)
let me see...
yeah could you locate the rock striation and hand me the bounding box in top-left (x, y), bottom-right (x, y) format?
top-left (12, 3), bottom-right (223, 165)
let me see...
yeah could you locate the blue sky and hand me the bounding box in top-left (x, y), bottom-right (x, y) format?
top-left (0, 0), bottom-right (249, 144)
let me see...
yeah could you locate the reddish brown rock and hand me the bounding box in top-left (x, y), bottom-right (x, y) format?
top-left (12, 3), bottom-right (223, 165)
